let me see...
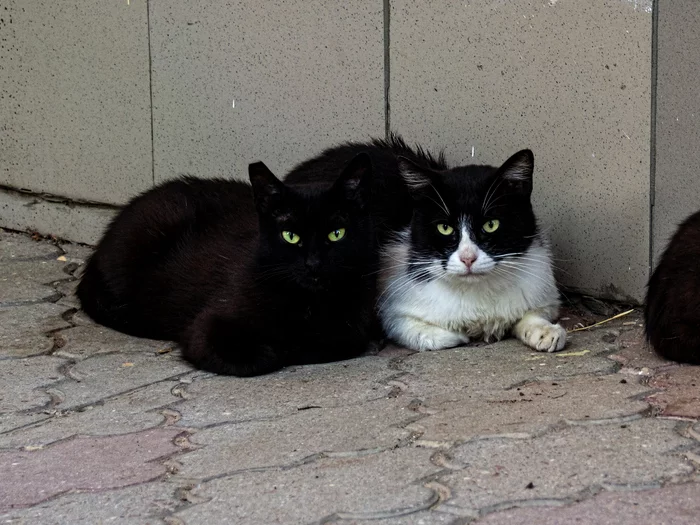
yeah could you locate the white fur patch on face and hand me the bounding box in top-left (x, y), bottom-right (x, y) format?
top-left (444, 219), bottom-right (496, 276)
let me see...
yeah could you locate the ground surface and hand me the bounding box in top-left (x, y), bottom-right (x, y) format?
top-left (1, 228), bottom-right (699, 525)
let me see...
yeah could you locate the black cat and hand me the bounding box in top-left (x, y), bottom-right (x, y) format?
top-left (645, 210), bottom-right (700, 364)
top-left (77, 154), bottom-right (378, 376)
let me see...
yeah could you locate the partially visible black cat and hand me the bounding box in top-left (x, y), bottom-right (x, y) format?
top-left (645, 210), bottom-right (700, 364)
top-left (77, 153), bottom-right (378, 376)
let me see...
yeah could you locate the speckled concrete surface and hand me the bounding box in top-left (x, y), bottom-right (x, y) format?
top-left (149, 0), bottom-right (385, 185)
top-left (1, 228), bottom-right (699, 524)
top-left (0, 1), bottom-right (152, 204)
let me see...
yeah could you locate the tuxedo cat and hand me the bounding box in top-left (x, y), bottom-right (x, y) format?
top-left (77, 154), bottom-right (377, 376)
top-left (645, 210), bottom-right (700, 364)
top-left (380, 149), bottom-right (565, 352)
top-left (287, 135), bottom-right (565, 353)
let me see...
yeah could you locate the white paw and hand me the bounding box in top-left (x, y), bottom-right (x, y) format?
top-left (522, 322), bottom-right (567, 353)
top-left (415, 327), bottom-right (469, 352)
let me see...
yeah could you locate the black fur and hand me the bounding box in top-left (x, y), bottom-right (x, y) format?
top-left (285, 134), bottom-right (447, 240)
top-left (77, 154), bottom-right (378, 376)
top-left (645, 210), bottom-right (700, 364)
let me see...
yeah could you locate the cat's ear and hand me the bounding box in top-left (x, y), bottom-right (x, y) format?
top-left (248, 162), bottom-right (286, 213)
top-left (397, 156), bottom-right (437, 197)
top-left (331, 152), bottom-right (373, 202)
top-left (495, 149), bottom-right (534, 197)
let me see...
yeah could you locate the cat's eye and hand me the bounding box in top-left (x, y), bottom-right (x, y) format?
top-left (282, 231), bottom-right (301, 244)
top-left (328, 228), bottom-right (346, 242)
top-left (483, 219), bottom-right (500, 233)
top-left (437, 224), bottom-right (454, 236)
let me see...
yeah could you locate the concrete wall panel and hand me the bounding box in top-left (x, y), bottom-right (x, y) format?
top-left (149, 1), bottom-right (385, 183)
top-left (0, 0), bottom-right (152, 205)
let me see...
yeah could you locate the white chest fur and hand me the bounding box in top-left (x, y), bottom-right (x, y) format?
top-left (378, 233), bottom-right (560, 345)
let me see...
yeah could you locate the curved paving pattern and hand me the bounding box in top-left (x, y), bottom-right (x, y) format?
top-left (0, 228), bottom-right (699, 524)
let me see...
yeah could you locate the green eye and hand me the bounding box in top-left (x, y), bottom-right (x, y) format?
top-left (483, 219), bottom-right (500, 233)
top-left (282, 231), bottom-right (301, 244)
top-left (437, 223), bottom-right (454, 236)
top-left (328, 228), bottom-right (346, 242)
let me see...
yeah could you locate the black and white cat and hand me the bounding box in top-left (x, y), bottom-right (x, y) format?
top-left (77, 154), bottom-right (378, 376)
top-left (645, 209), bottom-right (700, 364)
top-left (286, 136), bottom-right (566, 353)
top-left (379, 149), bottom-right (565, 352)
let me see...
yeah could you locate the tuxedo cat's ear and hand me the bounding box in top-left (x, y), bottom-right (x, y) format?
top-left (249, 162), bottom-right (286, 213)
top-left (397, 156), bottom-right (437, 196)
top-left (331, 152), bottom-right (373, 202)
top-left (495, 149), bottom-right (534, 197)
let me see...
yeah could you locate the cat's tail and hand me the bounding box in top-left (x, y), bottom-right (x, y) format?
top-left (181, 309), bottom-right (285, 377)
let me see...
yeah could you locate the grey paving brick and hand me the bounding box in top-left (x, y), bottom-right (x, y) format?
top-left (174, 447), bottom-right (440, 525)
top-left (0, 303), bottom-right (72, 358)
top-left (177, 356), bottom-right (395, 427)
top-left (440, 418), bottom-right (697, 513)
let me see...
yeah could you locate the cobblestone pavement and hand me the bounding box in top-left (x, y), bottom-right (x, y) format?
top-left (1, 228), bottom-right (699, 524)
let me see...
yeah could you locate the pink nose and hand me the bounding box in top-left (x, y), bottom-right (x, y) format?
top-left (460, 253), bottom-right (477, 268)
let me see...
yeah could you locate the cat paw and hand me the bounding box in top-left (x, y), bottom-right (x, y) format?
top-left (413, 327), bottom-right (469, 351)
top-left (521, 322), bottom-right (567, 353)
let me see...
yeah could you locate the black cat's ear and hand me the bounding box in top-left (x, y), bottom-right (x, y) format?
top-left (331, 152), bottom-right (373, 202)
top-left (249, 162), bottom-right (286, 213)
top-left (495, 149), bottom-right (534, 197)
top-left (397, 156), bottom-right (437, 197)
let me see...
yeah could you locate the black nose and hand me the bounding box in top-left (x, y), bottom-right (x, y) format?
top-left (305, 256), bottom-right (321, 272)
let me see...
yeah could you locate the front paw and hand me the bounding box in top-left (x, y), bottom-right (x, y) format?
top-left (522, 322), bottom-right (567, 353)
top-left (415, 327), bottom-right (469, 352)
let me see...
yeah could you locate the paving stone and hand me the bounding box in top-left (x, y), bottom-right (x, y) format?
top-left (0, 303), bottom-right (72, 358)
top-left (647, 366), bottom-right (700, 419)
top-left (398, 329), bottom-right (620, 399)
top-left (54, 278), bottom-right (81, 309)
top-left (58, 241), bottom-right (94, 265)
top-left (609, 326), bottom-right (670, 376)
top-left (0, 413), bottom-right (52, 438)
top-left (178, 398), bottom-right (413, 478)
top-left (0, 480), bottom-right (181, 525)
top-left (0, 381), bottom-right (182, 449)
top-left (54, 351), bottom-right (193, 411)
top-left (415, 375), bottom-right (651, 444)
top-left (177, 356), bottom-right (395, 427)
top-left (53, 324), bottom-right (175, 360)
top-left (477, 482), bottom-right (700, 525)
top-left (1, 257), bottom-right (73, 283)
top-left (326, 510), bottom-right (456, 525)
top-left (0, 428), bottom-right (185, 512)
top-left (440, 418), bottom-right (696, 513)
top-left (0, 229), bottom-right (62, 261)
top-left (69, 308), bottom-right (98, 324)
top-left (0, 356), bottom-right (67, 415)
top-left (175, 447), bottom-right (440, 525)
top-left (0, 277), bottom-right (61, 306)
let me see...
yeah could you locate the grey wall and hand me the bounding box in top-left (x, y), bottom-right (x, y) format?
top-left (653, 0), bottom-right (700, 262)
top-left (149, 1), bottom-right (385, 183)
top-left (1, 0), bottom-right (662, 302)
top-left (0, 0), bottom-right (152, 205)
